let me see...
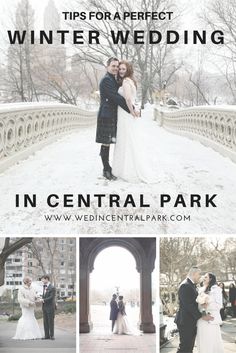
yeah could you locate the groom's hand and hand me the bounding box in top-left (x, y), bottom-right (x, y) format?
top-left (202, 314), bottom-right (214, 321)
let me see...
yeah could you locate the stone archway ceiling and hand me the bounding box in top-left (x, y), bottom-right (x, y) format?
top-left (80, 237), bottom-right (156, 274)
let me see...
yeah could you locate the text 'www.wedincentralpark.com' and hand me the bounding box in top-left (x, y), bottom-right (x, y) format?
top-left (44, 213), bottom-right (191, 222)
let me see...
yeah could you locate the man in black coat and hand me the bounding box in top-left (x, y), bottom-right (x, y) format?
top-left (96, 57), bottom-right (134, 180)
top-left (175, 267), bottom-right (213, 353)
top-left (110, 294), bottom-right (119, 332)
top-left (41, 275), bottom-right (56, 340)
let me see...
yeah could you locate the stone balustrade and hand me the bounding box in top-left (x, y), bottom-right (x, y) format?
top-left (154, 105), bottom-right (236, 162)
top-left (0, 102), bottom-right (97, 171)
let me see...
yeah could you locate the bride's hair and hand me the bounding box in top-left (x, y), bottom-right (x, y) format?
top-left (23, 276), bottom-right (32, 284)
top-left (205, 273), bottom-right (217, 293)
top-left (118, 60), bottom-right (137, 88)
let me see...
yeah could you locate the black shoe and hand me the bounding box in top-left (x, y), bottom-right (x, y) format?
top-left (50, 337), bottom-right (55, 340)
top-left (110, 172), bottom-right (117, 181)
top-left (103, 170), bottom-right (114, 180)
top-left (42, 337), bottom-right (50, 340)
top-left (107, 168), bottom-right (117, 180)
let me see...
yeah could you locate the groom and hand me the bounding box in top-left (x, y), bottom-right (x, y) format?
top-left (110, 294), bottom-right (119, 331)
top-left (41, 275), bottom-right (56, 340)
top-left (175, 266), bottom-right (214, 353)
top-left (95, 57), bottom-right (132, 180)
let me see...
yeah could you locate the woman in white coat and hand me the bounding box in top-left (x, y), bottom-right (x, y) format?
top-left (13, 276), bottom-right (42, 340)
top-left (196, 273), bottom-right (224, 353)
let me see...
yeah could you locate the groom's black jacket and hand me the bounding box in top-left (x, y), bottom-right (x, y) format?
top-left (96, 72), bottom-right (130, 144)
top-left (109, 299), bottom-right (119, 321)
top-left (42, 284), bottom-right (56, 313)
top-left (175, 278), bottom-right (202, 327)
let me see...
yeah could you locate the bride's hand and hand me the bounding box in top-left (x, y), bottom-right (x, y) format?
top-left (132, 110), bottom-right (139, 118)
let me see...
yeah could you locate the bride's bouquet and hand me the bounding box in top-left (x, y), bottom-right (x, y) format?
top-left (196, 292), bottom-right (209, 305)
top-left (196, 291), bottom-right (210, 315)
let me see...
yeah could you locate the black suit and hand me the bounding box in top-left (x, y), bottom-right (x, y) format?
top-left (96, 72), bottom-right (130, 144)
top-left (175, 278), bottom-right (202, 353)
top-left (110, 299), bottom-right (119, 321)
top-left (42, 283), bottom-right (56, 339)
top-left (109, 298), bottom-right (119, 331)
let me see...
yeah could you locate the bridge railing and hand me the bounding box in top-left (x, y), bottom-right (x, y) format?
top-left (154, 105), bottom-right (236, 163)
top-left (0, 102), bottom-right (97, 171)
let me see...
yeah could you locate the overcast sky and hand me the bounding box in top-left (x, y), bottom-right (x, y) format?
top-left (90, 246), bottom-right (157, 292)
top-left (0, 0), bottom-right (206, 29)
top-left (0, 0), bottom-right (221, 73)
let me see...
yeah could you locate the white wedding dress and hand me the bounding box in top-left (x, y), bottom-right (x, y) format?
top-left (112, 78), bottom-right (158, 183)
top-left (113, 301), bottom-right (133, 335)
top-left (113, 311), bottom-right (133, 335)
top-left (196, 285), bottom-right (224, 353)
top-left (13, 285), bottom-right (42, 340)
top-left (113, 300), bottom-right (141, 335)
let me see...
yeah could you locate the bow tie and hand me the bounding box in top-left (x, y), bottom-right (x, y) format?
top-left (43, 285), bottom-right (47, 288)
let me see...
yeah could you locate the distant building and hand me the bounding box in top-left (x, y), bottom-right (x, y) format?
top-left (6, 0), bottom-right (67, 102)
top-left (31, 0), bottom-right (67, 95)
top-left (5, 249), bottom-right (38, 288)
top-left (4, 238), bottom-right (76, 298)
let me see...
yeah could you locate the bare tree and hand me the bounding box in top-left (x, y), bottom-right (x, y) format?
top-left (160, 237), bottom-right (224, 315)
top-left (0, 238), bottom-right (33, 286)
top-left (160, 237), bottom-right (201, 315)
top-left (27, 238), bottom-right (60, 287)
top-left (203, 0), bottom-right (236, 103)
top-left (1, 1), bottom-right (85, 104)
top-left (160, 237), bottom-right (236, 316)
top-left (70, 0), bottom-right (182, 107)
top-left (210, 238), bottom-right (236, 281)
top-left (6, 0), bottom-right (39, 102)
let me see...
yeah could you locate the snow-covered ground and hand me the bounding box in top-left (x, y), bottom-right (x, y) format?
top-left (0, 105), bottom-right (236, 234)
top-left (163, 316), bottom-right (177, 340)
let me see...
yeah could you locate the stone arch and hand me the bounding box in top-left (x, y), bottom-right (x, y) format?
top-left (87, 238), bottom-right (146, 273)
top-left (80, 237), bottom-right (156, 334)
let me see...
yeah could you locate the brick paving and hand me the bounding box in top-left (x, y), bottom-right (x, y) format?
top-left (80, 305), bottom-right (156, 353)
top-left (80, 332), bottom-right (156, 353)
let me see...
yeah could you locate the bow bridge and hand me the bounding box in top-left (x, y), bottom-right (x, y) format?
top-left (0, 103), bottom-right (235, 172)
top-left (0, 103), bottom-right (97, 172)
top-left (0, 102), bottom-right (235, 234)
top-left (154, 105), bottom-right (236, 163)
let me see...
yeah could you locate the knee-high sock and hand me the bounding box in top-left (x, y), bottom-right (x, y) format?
top-left (100, 145), bottom-right (111, 171)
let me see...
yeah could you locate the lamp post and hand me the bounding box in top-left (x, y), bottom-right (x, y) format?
top-left (115, 286), bottom-right (120, 297)
top-left (12, 288), bottom-right (18, 316)
top-left (162, 80), bottom-right (167, 106)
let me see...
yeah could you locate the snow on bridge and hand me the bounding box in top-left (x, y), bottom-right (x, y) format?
top-left (0, 103), bottom-right (235, 234)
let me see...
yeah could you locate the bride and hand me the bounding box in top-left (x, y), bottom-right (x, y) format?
top-left (113, 295), bottom-right (133, 334)
top-left (13, 276), bottom-right (42, 340)
top-left (112, 60), bottom-right (158, 183)
top-left (196, 273), bottom-right (224, 353)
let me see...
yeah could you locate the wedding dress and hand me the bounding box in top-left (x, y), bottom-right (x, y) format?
top-left (13, 285), bottom-right (42, 340)
top-left (112, 78), bottom-right (158, 183)
top-left (196, 285), bottom-right (224, 353)
top-left (113, 300), bottom-right (133, 335)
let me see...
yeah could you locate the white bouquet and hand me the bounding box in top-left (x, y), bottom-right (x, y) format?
top-left (196, 292), bottom-right (210, 305)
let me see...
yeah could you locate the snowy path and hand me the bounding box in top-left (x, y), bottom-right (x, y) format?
top-left (0, 107), bottom-right (236, 235)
